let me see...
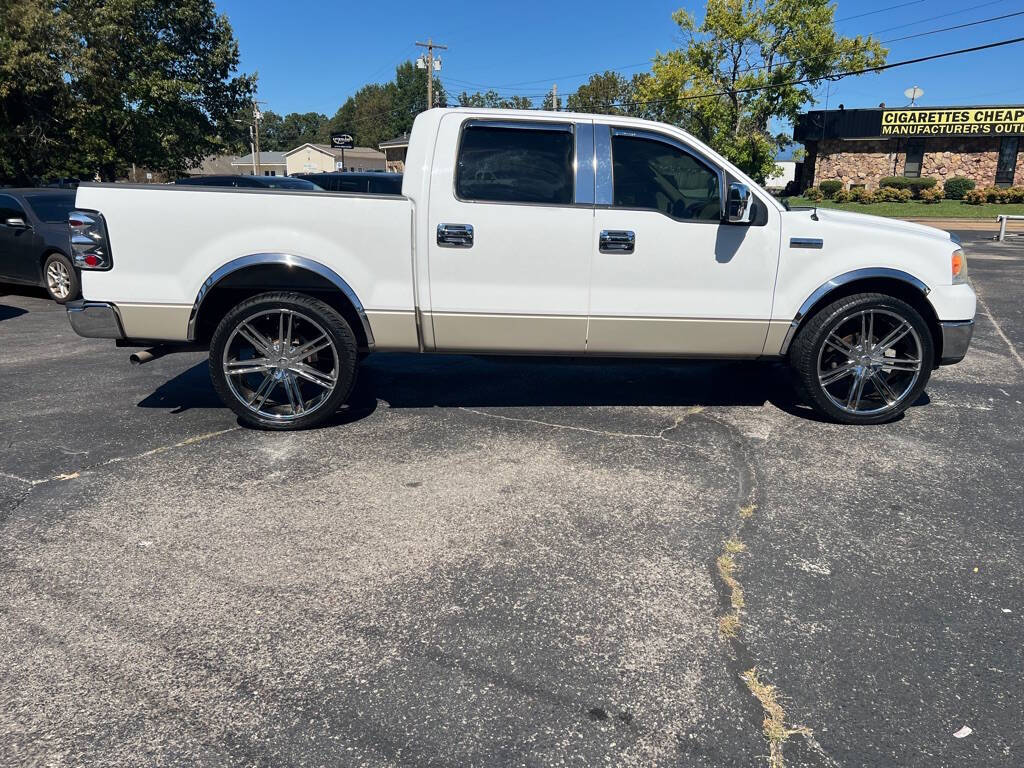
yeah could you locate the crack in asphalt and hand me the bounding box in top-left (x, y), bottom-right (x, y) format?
top-left (460, 404), bottom-right (836, 767)
top-left (695, 413), bottom-right (837, 768)
top-left (458, 406), bottom-right (703, 440)
top-left (0, 428), bottom-right (241, 488)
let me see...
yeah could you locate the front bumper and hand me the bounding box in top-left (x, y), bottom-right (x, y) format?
top-left (66, 300), bottom-right (125, 339)
top-left (939, 319), bottom-right (973, 365)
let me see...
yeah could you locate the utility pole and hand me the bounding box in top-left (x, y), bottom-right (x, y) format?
top-left (415, 38), bottom-right (447, 110)
top-left (552, 84), bottom-right (558, 111)
top-left (252, 100), bottom-right (263, 176)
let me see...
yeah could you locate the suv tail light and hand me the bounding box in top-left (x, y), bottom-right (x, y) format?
top-left (69, 209), bottom-right (112, 270)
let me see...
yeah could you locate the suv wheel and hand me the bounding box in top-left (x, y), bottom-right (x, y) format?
top-left (209, 292), bottom-right (358, 430)
top-left (790, 292), bottom-right (933, 424)
top-left (43, 253), bottom-right (79, 303)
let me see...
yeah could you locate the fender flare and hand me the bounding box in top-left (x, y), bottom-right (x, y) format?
top-left (186, 252), bottom-right (375, 349)
top-left (779, 267), bottom-right (930, 355)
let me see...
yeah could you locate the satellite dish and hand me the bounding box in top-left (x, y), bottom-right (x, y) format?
top-left (904, 86), bottom-right (924, 105)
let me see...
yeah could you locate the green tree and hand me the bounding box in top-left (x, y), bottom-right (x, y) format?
top-left (567, 71), bottom-right (633, 115)
top-left (638, 0), bottom-right (886, 183)
top-left (541, 88), bottom-right (561, 112)
top-left (327, 61), bottom-right (444, 149)
top-left (0, 0), bottom-right (84, 183)
top-left (260, 110), bottom-right (329, 150)
top-left (457, 90), bottom-right (532, 110)
top-left (69, 0), bottom-right (255, 180)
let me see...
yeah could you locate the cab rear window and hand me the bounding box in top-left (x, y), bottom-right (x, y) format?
top-left (456, 123), bottom-right (574, 205)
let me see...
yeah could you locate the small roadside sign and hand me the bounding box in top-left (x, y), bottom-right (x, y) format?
top-left (330, 133), bottom-right (354, 149)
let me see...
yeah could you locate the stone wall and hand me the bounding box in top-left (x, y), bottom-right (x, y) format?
top-left (808, 136), bottom-right (1023, 190)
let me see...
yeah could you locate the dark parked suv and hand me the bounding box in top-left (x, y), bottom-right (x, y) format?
top-left (0, 189), bottom-right (79, 302)
top-left (174, 175), bottom-right (322, 190)
top-left (293, 172), bottom-right (403, 194)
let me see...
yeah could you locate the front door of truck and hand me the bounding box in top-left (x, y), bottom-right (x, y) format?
top-left (426, 114), bottom-right (594, 353)
top-left (588, 126), bottom-right (780, 356)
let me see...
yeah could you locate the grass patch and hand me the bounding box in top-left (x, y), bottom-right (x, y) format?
top-left (742, 668), bottom-right (813, 768)
top-left (716, 551), bottom-right (745, 611)
top-left (719, 613), bottom-right (740, 638)
top-left (785, 197), bottom-right (1024, 219)
top-left (739, 504), bottom-right (756, 519)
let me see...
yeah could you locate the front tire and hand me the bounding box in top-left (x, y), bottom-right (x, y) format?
top-left (43, 253), bottom-right (79, 304)
top-left (790, 292), bottom-right (934, 424)
top-left (209, 292), bottom-right (358, 430)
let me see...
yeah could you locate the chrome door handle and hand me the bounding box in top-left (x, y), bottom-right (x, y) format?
top-left (437, 223), bottom-right (474, 248)
top-left (599, 229), bottom-right (635, 253)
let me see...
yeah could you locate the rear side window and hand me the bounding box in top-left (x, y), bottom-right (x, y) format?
top-left (612, 134), bottom-right (721, 220)
top-left (368, 176), bottom-right (402, 194)
top-left (456, 124), bottom-right (574, 205)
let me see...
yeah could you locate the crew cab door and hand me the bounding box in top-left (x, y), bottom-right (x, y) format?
top-left (588, 126), bottom-right (780, 356)
top-left (425, 114), bottom-right (594, 352)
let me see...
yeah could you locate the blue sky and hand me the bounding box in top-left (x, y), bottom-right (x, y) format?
top-left (216, 0), bottom-right (1024, 130)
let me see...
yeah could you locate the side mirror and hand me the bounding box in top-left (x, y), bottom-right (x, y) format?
top-left (3, 216), bottom-right (28, 229)
top-left (726, 182), bottom-right (752, 224)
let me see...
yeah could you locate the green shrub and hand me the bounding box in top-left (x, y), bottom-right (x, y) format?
top-left (879, 176), bottom-right (938, 198)
top-left (943, 176), bottom-right (975, 200)
top-left (963, 188), bottom-right (987, 205)
top-left (919, 186), bottom-right (943, 203)
top-left (832, 189), bottom-right (851, 203)
top-left (983, 186), bottom-right (1003, 203)
top-left (876, 186), bottom-right (912, 203)
top-left (850, 187), bottom-right (876, 204)
top-left (1003, 186), bottom-right (1024, 203)
top-left (819, 179), bottom-right (843, 198)
top-left (804, 186), bottom-right (824, 202)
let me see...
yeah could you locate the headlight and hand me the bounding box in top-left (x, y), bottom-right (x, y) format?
top-left (69, 209), bottom-right (113, 270)
top-left (951, 249), bottom-right (968, 284)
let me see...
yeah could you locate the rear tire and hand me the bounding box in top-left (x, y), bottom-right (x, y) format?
top-left (209, 292), bottom-right (358, 430)
top-left (789, 292), bottom-right (933, 424)
top-left (43, 252), bottom-right (79, 304)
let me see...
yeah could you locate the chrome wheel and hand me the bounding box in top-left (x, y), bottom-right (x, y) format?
top-left (817, 308), bottom-right (923, 416)
top-left (46, 261), bottom-right (72, 300)
top-left (222, 308), bottom-right (339, 422)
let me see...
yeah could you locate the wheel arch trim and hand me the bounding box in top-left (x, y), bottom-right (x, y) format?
top-left (186, 253), bottom-right (375, 349)
top-left (779, 268), bottom-right (930, 355)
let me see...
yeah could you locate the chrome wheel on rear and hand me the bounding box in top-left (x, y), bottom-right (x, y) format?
top-left (816, 308), bottom-right (923, 416)
top-left (222, 308), bottom-right (339, 423)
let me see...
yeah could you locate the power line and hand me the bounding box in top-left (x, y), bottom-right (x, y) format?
top-left (438, 0), bottom-right (1004, 93)
top-left (870, 0), bottom-right (1013, 35)
top-left (599, 36), bottom-right (1024, 112)
top-left (446, 5), bottom-right (1024, 100)
top-left (835, 0), bottom-right (926, 23)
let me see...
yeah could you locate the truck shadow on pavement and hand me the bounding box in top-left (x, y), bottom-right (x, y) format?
top-left (138, 353), bottom-right (844, 423)
top-left (0, 304), bottom-right (28, 322)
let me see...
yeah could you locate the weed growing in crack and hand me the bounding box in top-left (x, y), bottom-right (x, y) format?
top-left (742, 668), bottom-right (814, 768)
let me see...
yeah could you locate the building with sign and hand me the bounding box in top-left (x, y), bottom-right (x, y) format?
top-left (283, 143), bottom-right (387, 176)
top-left (793, 105), bottom-right (1024, 192)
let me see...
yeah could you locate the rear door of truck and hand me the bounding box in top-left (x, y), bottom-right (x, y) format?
top-left (424, 113), bottom-right (594, 353)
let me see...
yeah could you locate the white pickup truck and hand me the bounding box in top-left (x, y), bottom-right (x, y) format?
top-left (66, 108), bottom-right (975, 429)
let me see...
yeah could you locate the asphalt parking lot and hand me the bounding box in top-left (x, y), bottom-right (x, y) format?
top-left (1, 229), bottom-right (1022, 768)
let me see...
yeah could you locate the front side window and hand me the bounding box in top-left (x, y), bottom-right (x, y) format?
top-left (0, 194), bottom-right (27, 222)
top-left (612, 134), bottom-right (721, 220)
top-left (904, 139), bottom-right (925, 178)
top-left (456, 123), bottom-right (574, 205)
